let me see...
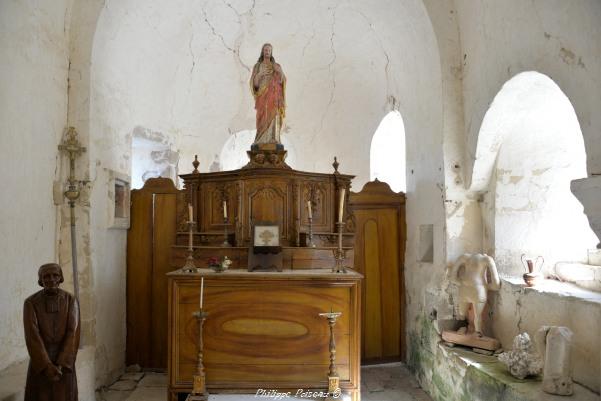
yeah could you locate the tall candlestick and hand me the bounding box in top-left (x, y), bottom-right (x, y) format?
top-left (223, 201), bottom-right (227, 220)
top-left (183, 219), bottom-right (197, 272)
top-left (307, 200), bottom-right (312, 219)
top-left (338, 188), bottom-right (346, 223)
top-left (189, 203), bottom-right (194, 221)
top-left (200, 277), bottom-right (204, 309)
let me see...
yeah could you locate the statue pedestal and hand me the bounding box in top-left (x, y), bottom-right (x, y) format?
top-left (442, 329), bottom-right (500, 351)
top-left (244, 143), bottom-right (290, 169)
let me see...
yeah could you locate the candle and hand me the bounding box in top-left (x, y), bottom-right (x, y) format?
top-left (338, 188), bottom-right (346, 222)
top-left (200, 277), bottom-right (204, 309)
top-left (223, 200), bottom-right (228, 220)
top-left (307, 200), bottom-right (312, 219)
top-left (188, 203), bottom-right (193, 221)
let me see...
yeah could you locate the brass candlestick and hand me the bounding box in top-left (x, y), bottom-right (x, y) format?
top-left (186, 310), bottom-right (209, 401)
top-left (319, 310), bottom-right (343, 400)
top-left (307, 217), bottom-right (316, 248)
top-left (222, 217), bottom-right (231, 247)
top-left (332, 221), bottom-right (347, 273)
top-left (183, 221), bottom-right (197, 272)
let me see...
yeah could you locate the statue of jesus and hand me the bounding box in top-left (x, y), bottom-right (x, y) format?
top-left (250, 43), bottom-right (286, 145)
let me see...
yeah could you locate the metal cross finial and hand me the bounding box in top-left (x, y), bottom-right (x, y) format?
top-left (59, 127), bottom-right (86, 158)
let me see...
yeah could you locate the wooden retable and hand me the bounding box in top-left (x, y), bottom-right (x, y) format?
top-left (167, 268), bottom-right (362, 400)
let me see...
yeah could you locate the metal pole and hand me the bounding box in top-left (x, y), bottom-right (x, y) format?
top-left (59, 127), bottom-right (86, 302)
top-left (69, 201), bottom-right (80, 301)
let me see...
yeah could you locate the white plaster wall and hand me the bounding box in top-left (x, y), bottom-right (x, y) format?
top-left (65, 0), bottom-right (130, 387)
top-left (89, 200), bottom-right (127, 386)
top-left (89, 0), bottom-right (442, 184)
top-left (457, 0), bottom-right (601, 181)
top-left (401, 2), bottom-right (467, 343)
top-left (0, 0), bottom-right (70, 371)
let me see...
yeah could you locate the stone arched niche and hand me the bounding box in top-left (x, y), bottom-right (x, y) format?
top-left (474, 71), bottom-right (597, 275)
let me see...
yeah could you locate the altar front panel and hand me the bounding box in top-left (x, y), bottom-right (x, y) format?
top-left (168, 270), bottom-right (361, 398)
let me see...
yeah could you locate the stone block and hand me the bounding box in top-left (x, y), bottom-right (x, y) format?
top-left (588, 249), bottom-right (601, 266)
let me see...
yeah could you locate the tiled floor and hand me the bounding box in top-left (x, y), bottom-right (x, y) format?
top-left (97, 363), bottom-right (432, 401)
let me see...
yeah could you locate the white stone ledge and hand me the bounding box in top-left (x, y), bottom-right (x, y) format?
top-left (501, 276), bottom-right (601, 304)
top-left (553, 263), bottom-right (601, 292)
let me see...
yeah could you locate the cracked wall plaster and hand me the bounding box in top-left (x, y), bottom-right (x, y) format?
top-left (457, 0), bottom-right (601, 180)
top-left (0, 0), bottom-right (70, 372)
top-left (90, 0), bottom-right (442, 188)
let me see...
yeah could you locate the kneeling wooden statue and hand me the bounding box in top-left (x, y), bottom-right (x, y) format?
top-left (442, 253), bottom-right (501, 351)
top-left (24, 263), bottom-right (80, 401)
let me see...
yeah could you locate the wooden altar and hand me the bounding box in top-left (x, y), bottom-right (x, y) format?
top-left (125, 147), bottom-right (363, 399)
top-left (167, 269), bottom-right (362, 400)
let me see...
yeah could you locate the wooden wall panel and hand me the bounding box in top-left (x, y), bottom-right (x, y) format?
top-left (349, 180), bottom-right (406, 362)
top-left (126, 178), bottom-right (180, 369)
top-left (126, 190), bottom-right (153, 366)
top-left (377, 208), bottom-right (401, 357)
top-left (150, 193), bottom-right (178, 368)
top-left (362, 219), bottom-right (383, 358)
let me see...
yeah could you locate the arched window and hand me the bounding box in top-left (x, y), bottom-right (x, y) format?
top-left (475, 72), bottom-right (597, 275)
top-left (370, 111), bottom-right (406, 192)
top-left (219, 130), bottom-right (297, 171)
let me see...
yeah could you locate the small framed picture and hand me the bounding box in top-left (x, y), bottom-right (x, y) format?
top-left (253, 224), bottom-right (280, 247)
top-left (108, 170), bottom-right (131, 229)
